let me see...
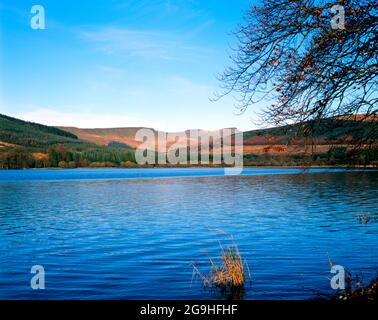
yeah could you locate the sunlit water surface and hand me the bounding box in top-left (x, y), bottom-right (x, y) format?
top-left (0, 168), bottom-right (377, 300)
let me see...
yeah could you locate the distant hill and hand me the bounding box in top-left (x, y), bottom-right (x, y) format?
top-left (242, 117), bottom-right (378, 155)
top-left (59, 117), bottom-right (378, 156)
top-left (57, 126), bottom-right (233, 152)
top-left (56, 126), bottom-right (146, 148)
top-left (1, 113), bottom-right (377, 169)
top-left (0, 114), bottom-right (136, 169)
top-left (0, 113), bottom-right (92, 151)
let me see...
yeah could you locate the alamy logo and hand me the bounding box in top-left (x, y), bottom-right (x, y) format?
top-left (134, 128), bottom-right (244, 175)
top-left (30, 265), bottom-right (45, 290)
top-left (330, 265), bottom-right (345, 290)
top-left (30, 5), bottom-right (45, 30)
top-left (330, 5), bottom-right (345, 30)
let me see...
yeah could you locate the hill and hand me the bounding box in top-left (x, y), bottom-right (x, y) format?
top-left (243, 117), bottom-right (378, 153)
top-left (60, 117), bottom-right (378, 154)
top-left (0, 113), bottom-right (91, 151)
top-left (0, 114), bottom-right (135, 169)
top-left (57, 126), bottom-right (231, 152)
top-left (56, 126), bottom-right (144, 148)
top-left (0, 113), bottom-right (377, 168)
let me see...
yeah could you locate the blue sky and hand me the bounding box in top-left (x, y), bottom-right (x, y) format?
top-left (0, 0), bottom-right (261, 131)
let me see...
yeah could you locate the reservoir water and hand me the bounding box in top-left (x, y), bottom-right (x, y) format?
top-left (0, 168), bottom-right (377, 299)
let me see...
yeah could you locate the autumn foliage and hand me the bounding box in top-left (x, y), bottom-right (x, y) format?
top-left (219, 0), bottom-right (378, 151)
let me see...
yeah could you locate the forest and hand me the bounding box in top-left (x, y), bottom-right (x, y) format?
top-left (0, 114), bottom-right (135, 169)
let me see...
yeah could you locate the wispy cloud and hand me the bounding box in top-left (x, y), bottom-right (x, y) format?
top-left (13, 108), bottom-right (164, 129)
top-left (115, 0), bottom-right (206, 22)
top-left (80, 26), bottom-right (209, 61)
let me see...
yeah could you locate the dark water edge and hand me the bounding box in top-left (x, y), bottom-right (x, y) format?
top-left (0, 169), bottom-right (377, 300)
top-left (0, 167), bottom-right (376, 182)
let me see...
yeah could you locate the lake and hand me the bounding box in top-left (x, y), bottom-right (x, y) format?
top-left (0, 168), bottom-right (377, 300)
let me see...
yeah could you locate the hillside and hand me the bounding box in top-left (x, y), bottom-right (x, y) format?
top-left (57, 126), bottom-right (232, 152)
top-left (0, 114), bottom-right (135, 169)
top-left (60, 117), bottom-right (378, 156)
top-left (242, 117), bottom-right (378, 155)
top-left (0, 114), bottom-right (91, 151)
top-left (57, 127), bottom-right (144, 148)
top-left (1, 113), bottom-right (377, 169)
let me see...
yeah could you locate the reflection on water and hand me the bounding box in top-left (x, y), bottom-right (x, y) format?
top-left (0, 169), bottom-right (377, 300)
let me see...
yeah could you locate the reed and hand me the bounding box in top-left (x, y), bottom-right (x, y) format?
top-left (327, 255), bottom-right (377, 301)
top-left (191, 232), bottom-right (251, 289)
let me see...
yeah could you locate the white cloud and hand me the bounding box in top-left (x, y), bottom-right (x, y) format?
top-left (12, 108), bottom-right (165, 129)
top-left (80, 27), bottom-right (208, 61)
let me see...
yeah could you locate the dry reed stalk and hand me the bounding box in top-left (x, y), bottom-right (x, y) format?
top-left (191, 232), bottom-right (251, 289)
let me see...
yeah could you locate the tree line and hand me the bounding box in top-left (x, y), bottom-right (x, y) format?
top-left (0, 145), bottom-right (136, 169)
top-left (1, 144), bottom-right (377, 169)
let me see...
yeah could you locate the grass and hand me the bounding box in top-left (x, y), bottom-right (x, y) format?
top-left (336, 276), bottom-right (378, 301)
top-left (191, 230), bottom-right (251, 290)
top-left (328, 255), bottom-right (378, 301)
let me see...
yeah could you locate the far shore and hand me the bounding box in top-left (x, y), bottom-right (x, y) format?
top-left (1, 164), bottom-right (377, 171)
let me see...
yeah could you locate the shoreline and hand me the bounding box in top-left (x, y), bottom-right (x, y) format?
top-left (1, 165), bottom-right (377, 171)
